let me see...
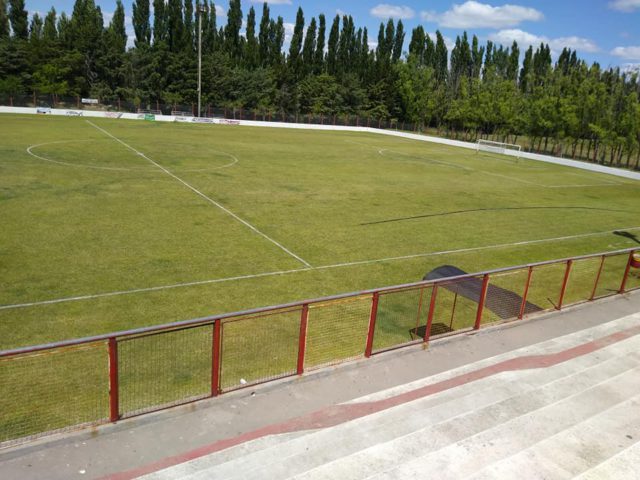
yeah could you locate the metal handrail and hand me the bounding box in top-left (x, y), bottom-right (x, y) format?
top-left (1, 247), bottom-right (636, 359)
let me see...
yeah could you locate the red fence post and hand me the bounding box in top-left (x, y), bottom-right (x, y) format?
top-left (557, 260), bottom-right (573, 310)
top-left (108, 337), bottom-right (119, 422)
top-left (619, 251), bottom-right (635, 293)
top-left (519, 267), bottom-right (534, 319)
top-left (365, 292), bottom-right (380, 358)
top-left (590, 255), bottom-right (606, 300)
top-left (424, 285), bottom-right (438, 342)
top-left (211, 320), bottom-right (222, 396)
top-left (297, 304), bottom-right (309, 374)
top-left (474, 274), bottom-right (490, 330)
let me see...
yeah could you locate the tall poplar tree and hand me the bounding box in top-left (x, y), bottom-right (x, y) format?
top-left (258, 2), bottom-right (269, 66)
top-left (245, 6), bottom-right (257, 68)
top-left (224, 0), bottom-right (242, 60)
top-left (392, 20), bottom-right (404, 63)
top-left (301, 17), bottom-right (316, 75)
top-left (9, 0), bottom-right (28, 39)
top-left (0, 0), bottom-right (10, 39)
top-left (132, 0), bottom-right (151, 47)
top-left (314, 14), bottom-right (325, 73)
top-left (153, 0), bottom-right (166, 44)
top-left (326, 14), bottom-right (339, 74)
top-left (288, 6), bottom-right (304, 73)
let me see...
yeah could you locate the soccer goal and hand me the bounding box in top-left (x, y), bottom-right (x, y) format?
top-left (476, 139), bottom-right (522, 159)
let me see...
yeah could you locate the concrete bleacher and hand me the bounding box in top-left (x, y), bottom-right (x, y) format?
top-left (139, 312), bottom-right (640, 480)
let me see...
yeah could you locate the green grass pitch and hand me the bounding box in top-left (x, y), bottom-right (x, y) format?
top-left (1, 114), bottom-right (639, 350)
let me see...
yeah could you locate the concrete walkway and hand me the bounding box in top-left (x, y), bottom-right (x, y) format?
top-left (1, 292), bottom-right (639, 479)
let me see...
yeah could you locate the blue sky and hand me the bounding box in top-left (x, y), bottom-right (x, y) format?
top-left (26, 0), bottom-right (640, 70)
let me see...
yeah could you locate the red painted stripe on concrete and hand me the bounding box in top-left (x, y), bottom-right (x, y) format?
top-left (102, 323), bottom-right (640, 480)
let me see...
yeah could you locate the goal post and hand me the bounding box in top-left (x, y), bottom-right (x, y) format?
top-left (476, 139), bottom-right (522, 159)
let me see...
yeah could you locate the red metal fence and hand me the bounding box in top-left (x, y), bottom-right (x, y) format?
top-left (1, 248), bottom-right (639, 447)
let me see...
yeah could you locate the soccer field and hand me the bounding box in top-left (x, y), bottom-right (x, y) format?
top-left (1, 114), bottom-right (639, 349)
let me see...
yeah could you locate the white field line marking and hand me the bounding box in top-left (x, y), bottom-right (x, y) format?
top-left (86, 120), bottom-right (311, 268)
top-left (27, 140), bottom-right (239, 173)
top-left (26, 140), bottom-right (151, 171)
top-left (566, 170), bottom-right (621, 185)
top-left (2, 225), bottom-right (639, 311)
top-left (350, 139), bottom-right (624, 188)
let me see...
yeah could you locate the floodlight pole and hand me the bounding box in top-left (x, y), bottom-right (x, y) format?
top-left (197, 4), bottom-right (205, 117)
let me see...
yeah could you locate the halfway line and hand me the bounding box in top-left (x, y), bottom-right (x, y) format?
top-left (85, 120), bottom-right (311, 268)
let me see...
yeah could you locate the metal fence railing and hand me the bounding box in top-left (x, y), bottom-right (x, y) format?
top-left (0, 94), bottom-right (417, 132)
top-left (1, 248), bottom-right (638, 447)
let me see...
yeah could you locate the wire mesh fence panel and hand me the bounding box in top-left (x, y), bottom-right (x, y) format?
top-left (220, 308), bottom-right (301, 392)
top-left (430, 278), bottom-right (482, 337)
top-left (305, 295), bottom-right (372, 369)
top-left (525, 262), bottom-right (567, 313)
top-left (481, 269), bottom-right (530, 326)
top-left (593, 254), bottom-right (628, 299)
top-left (563, 257), bottom-right (603, 305)
top-left (0, 342), bottom-right (108, 446)
top-left (373, 287), bottom-right (432, 352)
top-left (118, 326), bottom-right (212, 418)
top-left (625, 263), bottom-right (640, 292)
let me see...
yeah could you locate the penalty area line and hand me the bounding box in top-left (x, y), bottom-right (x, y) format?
top-left (1, 226), bottom-right (639, 312)
top-left (85, 120), bottom-right (311, 268)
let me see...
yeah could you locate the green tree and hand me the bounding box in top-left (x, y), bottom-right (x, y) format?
top-left (8, 0), bottom-right (28, 39)
top-left (326, 14), bottom-right (339, 75)
top-left (224, 0), bottom-right (242, 60)
top-left (258, 2), bottom-right (269, 66)
top-left (301, 17), bottom-right (316, 76)
top-left (314, 14), bottom-right (325, 73)
top-left (245, 6), bottom-right (257, 68)
top-left (183, 0), bottom-right (194, 51)
top-left (166, 0), bottom-right (185, 52)
top-left (0, 0), bottom-right (9, 39)
top-left (152, 0), bottom-right (166, 44)
top-left (392, 19), bottom-right (403, 63)
top-left (434, 30), bottom-right (447, 85)
top-left (288, 6), bottom-right (304, 74)
top-left (132, 0), bottom-right (151, 47)
top-left (42, 7), bottom-right (57, 41)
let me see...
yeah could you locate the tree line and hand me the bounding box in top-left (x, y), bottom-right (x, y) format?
top-left (1, 0), bottom-right (639, 166)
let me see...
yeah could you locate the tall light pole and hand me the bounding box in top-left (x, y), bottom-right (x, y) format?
top-left (197, 4), bottom-right (206, 117)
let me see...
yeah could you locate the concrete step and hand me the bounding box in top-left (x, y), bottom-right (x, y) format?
top-left (574, 440), bottom-right (640, 480)
top-left (351, 312), bottom-right (640, 405)
top-left (465, 393), bottom-right (640, 479)
top-left (367, 365), bottom-right (640, 480)
top-left (289, 350), bottom-right (640, 480)
top-left (167, 340), bottom-right (640, 480)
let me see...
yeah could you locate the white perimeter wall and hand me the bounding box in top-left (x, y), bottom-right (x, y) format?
top-left (2, 105), bottom-right (639, 181)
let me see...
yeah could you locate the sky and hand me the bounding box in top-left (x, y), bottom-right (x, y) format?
top-left (26, 0), bottom-right (640, 71)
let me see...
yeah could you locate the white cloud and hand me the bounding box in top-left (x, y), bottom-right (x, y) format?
top-left (621, 63), bottom-right (640, 74)
top-left (283, 21), bottom-right (295, 43)
top-left (609, 0), bottom-right (640, 12)
top-left (336, 9), bottom-right (348, 16)
top-left (611, 46), bottom-right (640, 60)
top-left (216, 5), bottom-right (226, 18)
top-left (370, 4), bottom-right (415, 20)
top-left (489, 29), bottom-right (599, 54)
top-left (421, 1), bottom-right (543, 29)
top-left (250, 0), bottom-right (292, 4)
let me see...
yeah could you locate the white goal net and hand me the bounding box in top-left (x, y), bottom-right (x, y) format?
top-left (476, 139), bottom-right (522, 159)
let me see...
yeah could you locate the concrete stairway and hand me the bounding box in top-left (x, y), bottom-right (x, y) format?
top-left (141, 313), bottom-right (640, 480)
